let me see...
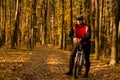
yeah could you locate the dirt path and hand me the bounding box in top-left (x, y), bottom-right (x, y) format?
top-left (0, 46), bottom-right (120, 80)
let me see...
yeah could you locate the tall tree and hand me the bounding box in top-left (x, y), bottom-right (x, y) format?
top-left (61, 0), bottom-right (65, 49)
top-left (11, 0), bottom-right (22, 48)
top-left (99, 0), bottom-right (103, 55)
top-left (49, 0), bottom-right (56, 45)
top-left (90, 0), bottom-right (95, 53)
top-left (70, 0), bottom-right (73, 29)
top-left (40, 0), bottom-right (48, 45)
top-left (0, 0), bottom-right (6, 47)
top-left (110, 0), bottom-right (120, 65)
top-left (44, 0), bottom-right (48, 44)
top-left (28, 0), bottom-right (37, 49)
top-left (94, 0), bottom-right (99, 60)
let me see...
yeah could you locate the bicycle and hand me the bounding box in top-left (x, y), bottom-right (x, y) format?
top-left (74, 44), bottom-right (84, 78)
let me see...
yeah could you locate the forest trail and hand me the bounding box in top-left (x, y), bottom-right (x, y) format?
top-left (0, 45), bottom-right (120, 80)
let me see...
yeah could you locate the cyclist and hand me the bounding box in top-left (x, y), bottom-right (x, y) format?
top-left (65, 14), bottom-right (91, 78)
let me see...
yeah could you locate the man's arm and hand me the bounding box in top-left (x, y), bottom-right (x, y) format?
top-left (69, 27), bottom-right (74, 40)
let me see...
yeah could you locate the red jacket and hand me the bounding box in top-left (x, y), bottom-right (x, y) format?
top-left (69, 23), bottom-right (91, 44)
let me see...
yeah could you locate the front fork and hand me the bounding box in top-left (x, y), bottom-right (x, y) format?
top-left (75, 50), bottom-right (84, 66)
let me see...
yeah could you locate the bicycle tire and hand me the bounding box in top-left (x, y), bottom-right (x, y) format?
top-left (78, 64), bottom-right (83, 75)
top-left (74, 62), bottom-right (80, 78)
top-left (74, 53), bottom-right (82, 78)
top-left (78, 53), bottom-right (84, 75)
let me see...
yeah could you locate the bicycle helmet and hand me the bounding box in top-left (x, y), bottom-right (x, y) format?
top-left (76, 14), bottom-right (84, 20)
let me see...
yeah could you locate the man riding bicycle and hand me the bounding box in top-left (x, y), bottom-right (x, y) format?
top-left (65, 14), bottom-right (91, 78)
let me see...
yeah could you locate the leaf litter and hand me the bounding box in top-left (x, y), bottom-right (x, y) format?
top-left (0, 46), bottom-right (120, 80)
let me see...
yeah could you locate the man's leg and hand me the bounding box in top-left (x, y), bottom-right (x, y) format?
top-left (65, 44), bottom-right (78, 75)
top-left (83, 43), bottom-right (91, 78)
top-left (84, 52), bottom-right (90, 77)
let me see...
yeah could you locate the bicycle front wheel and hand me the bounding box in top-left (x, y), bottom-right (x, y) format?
top-left (74, 53), bottom-right (82, 78)
top-left (74, 62), bottom-right (79, 78)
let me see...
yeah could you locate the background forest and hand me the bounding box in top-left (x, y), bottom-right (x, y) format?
top-left (0, 0), bottom-right (120, 65)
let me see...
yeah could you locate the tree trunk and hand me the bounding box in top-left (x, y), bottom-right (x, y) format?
top-left (40, 0), bottom-right (45, 45)
top-left (41, 0), bottom-right (48, 45)
top-left (61, 0), bottom-right (65, 49)
top-left (0, 0), bottom-right (6, 47)
top-left (118, 21), bottom-right (120, 60)
top-left (110, 0), bottom-right (120, 65)
top-left (70, 0), bottom-right (73, 29)
top-left (90, 0), bottom-right (95, 53)
top-left (28, 0), bottom-right (37, 49)
top-left (99, 0), bottom-right (103, 56)
top-left (50, 0), bottom-right (56, 45)
top-left (44, 0), bottom-right (48, 45)
top-left (11, 0), bottom-right (22, 49)
top-left (117, 0), bottom-right (120, 64)
top-left (94, 0), bottom-right (99, 60)
top-left (110, 23), bottom-right (117, 65)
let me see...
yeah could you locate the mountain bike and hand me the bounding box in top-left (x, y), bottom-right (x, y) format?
top-left (74, 44), bottom-right (84, 78)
